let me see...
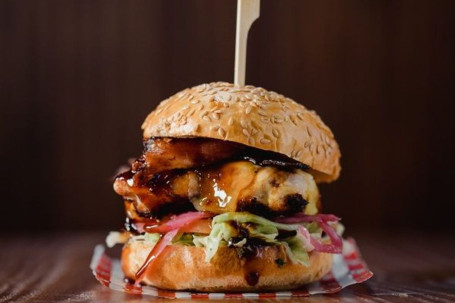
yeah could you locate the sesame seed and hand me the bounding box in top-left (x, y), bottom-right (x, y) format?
top-left (272, 129), bottom-right (280, 137)
top-left (260, 138), bottom-right (271, 144)
top-left (306, 126), bottom-right (312, 137)
top-left (218, 128), bottom-right (226, 137)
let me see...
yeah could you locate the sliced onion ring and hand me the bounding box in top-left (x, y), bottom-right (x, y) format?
top-left (317, 221), bottom-right (343, 253)
top-left (275, 213), bottom-right (340, 224)
top-left (135, 229), bottom-right (179, 284)
top-left (286, 214), bottom-right (343, 254)
top-left (144, 212), bottom-right (212, 233)
top-left (297, 222), bottom-right (342, 254)
top-left (134, 211), bottom-right (213, 284)
top-left (296, 225), bottom-right (315, 251)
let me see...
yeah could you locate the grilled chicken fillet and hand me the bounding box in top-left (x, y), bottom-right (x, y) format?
top-left (115, 160), bottom-right (320, 220)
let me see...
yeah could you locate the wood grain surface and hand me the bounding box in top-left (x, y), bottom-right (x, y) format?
top-left (0, 232), bottom-right (453, 302)
top-left (1, 0), bottom-right (455, 233)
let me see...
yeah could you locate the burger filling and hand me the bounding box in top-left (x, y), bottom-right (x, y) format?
top-left (115, 160), bottom-right (321, 219)
top-left (108, 138), bottom-right (343, 284)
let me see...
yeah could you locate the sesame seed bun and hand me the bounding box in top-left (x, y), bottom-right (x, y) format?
top-left (122, 241), bottom-right (333, 292)
top-left (142, 82), bottom-right (341, 182)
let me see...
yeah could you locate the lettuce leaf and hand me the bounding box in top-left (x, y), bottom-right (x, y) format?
top-left (174, 233), bottom-right (196, 246)
top-left (283, 234), bottom-right (311, 266)
top-left (193, 212), bottom-right (320, 266)
top-left (126, 232), bottom-right (161, 248)
top-left (213, 212), bottom-right (299, 231)
top-left (193, 222), bottom-right (237, 261)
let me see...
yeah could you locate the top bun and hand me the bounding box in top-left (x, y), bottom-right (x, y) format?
top-left (142, 82), bottom-right (341, 182)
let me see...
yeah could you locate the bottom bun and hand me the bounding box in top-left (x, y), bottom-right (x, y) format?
top-left (121, 240), bottom-right (333, 292)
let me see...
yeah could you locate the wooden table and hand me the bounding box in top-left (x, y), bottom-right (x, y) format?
top-left (1, 231), bottom-right (453, 302)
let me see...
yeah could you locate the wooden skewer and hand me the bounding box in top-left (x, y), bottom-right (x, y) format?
top-left (234, 0), bottom-right (260, 86)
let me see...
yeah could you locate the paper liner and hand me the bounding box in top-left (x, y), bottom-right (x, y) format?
top-left (91, 238), bottom-right (372, 299)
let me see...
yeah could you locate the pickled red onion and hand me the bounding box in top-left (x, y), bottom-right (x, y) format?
top-left (296, 225), bottom-right (315, 251)
top-left (134, 211), bottom-right (213, 284)
top-left (135, 228), bottom-right (179, 284)
top-left (144, 212), bottom-right (212, 233)
top-left (317, 220), bottom-right (343, 253)
top-left (285, 213), bottom-right (343, 254)
top-left (297, 223), bottom-right (342, 254)
top-left (275, 213), bottom-right (340, 224)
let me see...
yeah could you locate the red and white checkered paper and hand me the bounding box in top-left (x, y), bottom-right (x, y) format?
top-left (91, 238), bottom-right (372, 299)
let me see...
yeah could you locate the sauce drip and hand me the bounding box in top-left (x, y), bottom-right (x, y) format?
top-left (227, 222), bottom-right (269, 287)
top-left (196, 161), bottom-right (256, 213)
top-left (245, 272), bottom-right (259, 286)
top-left (240, 241), bottom-right (266, 287)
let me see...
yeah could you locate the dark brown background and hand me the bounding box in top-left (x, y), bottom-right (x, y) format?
top-left (1, 0), bottom-right (454, 232)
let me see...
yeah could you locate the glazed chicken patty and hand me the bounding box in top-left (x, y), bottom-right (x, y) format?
top-left (128, 138), bottom-right (309, 186)
top-left (115, 160), bottom-right (320, 219)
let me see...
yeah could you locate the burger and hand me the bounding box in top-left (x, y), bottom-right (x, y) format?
top-left (106, 82), bottom-right (343, 291)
